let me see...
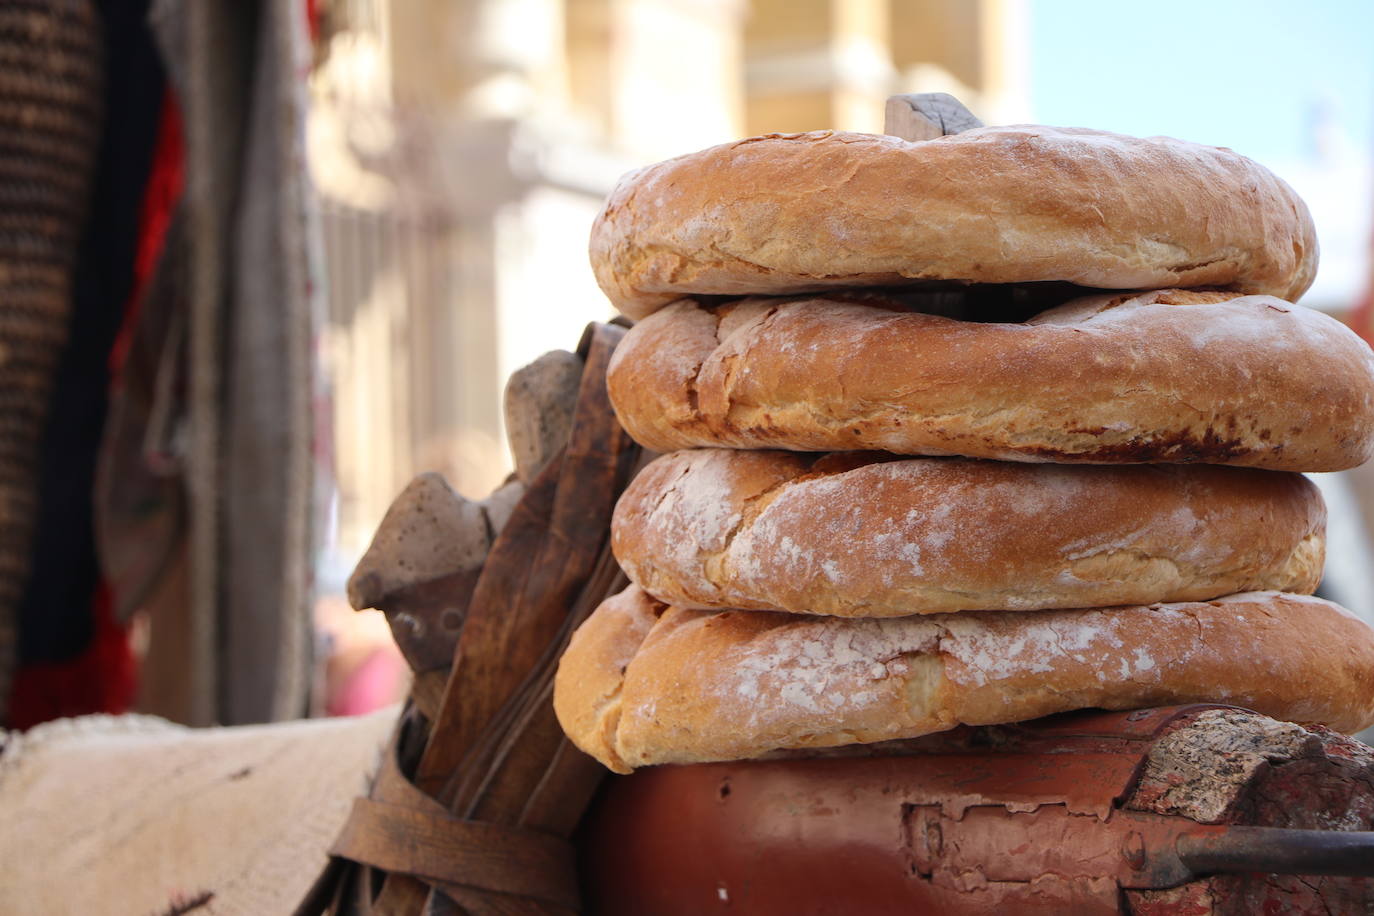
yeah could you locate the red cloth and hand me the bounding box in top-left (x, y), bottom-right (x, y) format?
top-left (109, 91), bottom-right (184, 378)
top-left (9, 586), bottom-right (137, 730)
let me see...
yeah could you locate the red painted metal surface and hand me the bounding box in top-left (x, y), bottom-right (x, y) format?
top-left (577, 706), bottom-right (1369, 915)
top-left (580, 757), bottom-right (1216, 914)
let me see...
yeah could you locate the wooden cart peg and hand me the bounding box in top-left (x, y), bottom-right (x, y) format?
top-left (345, 471), bottom-right (495, 698)
top-left (504, 349), bottom-right (583, 485)
top-left (884, 92), bottom-right (984, 141)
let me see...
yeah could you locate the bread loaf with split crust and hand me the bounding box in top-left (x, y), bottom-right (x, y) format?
top-left (553, 586), bottom-right (1374, 772)
top-left (590, 128), bottom-right (1317, 319)
top-left (612, 449), bottom-right (1325, 618)
top-left (606, 289), bottom-right (1374, 472)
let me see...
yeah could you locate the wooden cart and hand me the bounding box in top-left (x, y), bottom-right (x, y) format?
top-left (299, 98), bottom-right (1374, 916)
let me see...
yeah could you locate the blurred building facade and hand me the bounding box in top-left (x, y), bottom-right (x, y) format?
top-left (309, 0), bottom-right (1030, 561)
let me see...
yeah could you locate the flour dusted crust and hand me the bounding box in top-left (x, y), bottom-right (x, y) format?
top-left (590, 128), bottom-right (1317, 319)
top-left (606, 289), bottom-right (1374, 472)
top-left (612, 449), bottom-right (1325, 618)
top-left (553, 586), bottom-right (1374, 771)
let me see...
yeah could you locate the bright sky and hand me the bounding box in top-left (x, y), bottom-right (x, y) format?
top-left (1030, 0), bottom-right (1374, 309)
top-left (1029, 0), bottom-right (1374, 166)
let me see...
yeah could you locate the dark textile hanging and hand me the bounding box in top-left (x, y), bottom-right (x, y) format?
top-left (0, 0), bottom-right (106, 726)
top-left (4, 0), bottom-right (318, 727)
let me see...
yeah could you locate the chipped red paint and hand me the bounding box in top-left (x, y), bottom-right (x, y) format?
top-left (578, 706), bottom-right (1374, 915)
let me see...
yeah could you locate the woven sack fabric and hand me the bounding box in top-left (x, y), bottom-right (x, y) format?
top-left (0, 0), bottom-right (103, 720)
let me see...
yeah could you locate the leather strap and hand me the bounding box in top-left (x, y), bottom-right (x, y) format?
top-left (330, 797), bottom-right (580, 911)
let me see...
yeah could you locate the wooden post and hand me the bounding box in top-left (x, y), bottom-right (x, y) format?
top-left (319, 323), bottom-right (644, 916)
top-left (883, 92), bottom-right (983, 141)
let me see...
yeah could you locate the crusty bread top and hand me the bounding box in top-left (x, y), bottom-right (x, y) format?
top-left (605, 290), bottom-right (1374, 472)
top-left (554, 586), bottom-right (1374, 771)
top-left (612, 449), bottom-right (1325, 617)
top-left (590, 128), bottom-right (1317, 318)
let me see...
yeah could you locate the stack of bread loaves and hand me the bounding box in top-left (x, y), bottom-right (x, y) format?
top-left (554, 125), bottom-right (1374, 774)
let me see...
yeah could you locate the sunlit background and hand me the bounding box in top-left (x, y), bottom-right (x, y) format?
top-left (305, 0), bottom-right (1374, 711)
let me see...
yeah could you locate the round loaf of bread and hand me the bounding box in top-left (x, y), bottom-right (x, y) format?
top-left (554, 585), bottom-right (1374, 771)
top-left (590, 128), bottom-right (1317, 319)
top-left (606, 289), bottom-right (1374, 472)
top-left (612, 449), bottom-right (1325, 617)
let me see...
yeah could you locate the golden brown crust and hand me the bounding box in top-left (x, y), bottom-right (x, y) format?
top-left (554, 586), bottom-right (1374, 771)
top-left (590, 128), bottom-right (1318, 319)
top-left (606, 290), bottom-right (1374, 472)
top-left (550, 587), bottom-right (665, 773)
top-left (612, 449), bottom-right (1326, 617)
